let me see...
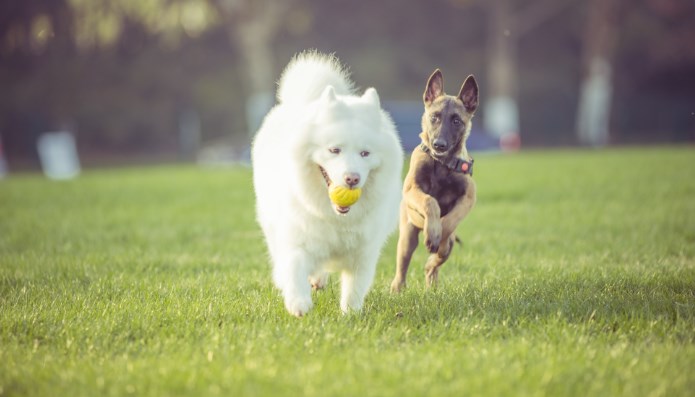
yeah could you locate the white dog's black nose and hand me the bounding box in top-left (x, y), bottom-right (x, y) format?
top-left (344, 173), bottom-right (360, 187)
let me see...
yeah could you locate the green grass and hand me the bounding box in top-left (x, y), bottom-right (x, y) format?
top-left (1, 147), bottom-right (694, 397)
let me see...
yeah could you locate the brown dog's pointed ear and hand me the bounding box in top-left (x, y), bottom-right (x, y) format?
top-left (423, 69), bottom-right (444, 105)
top-left (458, 75), bottom-right (479, 113)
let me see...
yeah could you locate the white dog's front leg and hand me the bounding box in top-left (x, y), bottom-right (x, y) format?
top-left (274, 250), bottom-right (314, 317)
top-left (340, 253), bottom-right (378, 313)
top-left (309, 271), bottom-right (329, 291)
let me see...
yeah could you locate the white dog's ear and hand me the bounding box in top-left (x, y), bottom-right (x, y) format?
top-left (362, 87), bottom-right (380, 107)
top-left (320, 86), bottom-right (338, 103)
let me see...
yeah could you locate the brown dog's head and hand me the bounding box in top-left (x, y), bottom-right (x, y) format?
top-left (420, 69), bottom-right (479, 160)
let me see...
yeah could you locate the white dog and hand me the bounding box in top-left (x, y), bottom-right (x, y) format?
top-left (252, 51), bottom-right (404, 316)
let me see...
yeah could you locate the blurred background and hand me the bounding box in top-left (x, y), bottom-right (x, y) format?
top-left (0, 0), bottom-right (694, 172)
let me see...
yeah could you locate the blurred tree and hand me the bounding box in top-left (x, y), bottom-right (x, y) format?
top-left (0, 0), bottom-right (224, 159)
top-left (481, 0), bottom-right (574, 147)
top-left (207, 0), bottom-right (293, 140)
top-left (67, 0), bottom-right (217, 50)
top-left (72, 0), bottom-right (296, 140)
top-left (1, 0), bottom-right (693, 166)
top-left (0, 0), bottom-right (78, 145)
top-left (612, 0), bottom-right (695, 143)
top-left (576, 0), bottom-right (623, 147)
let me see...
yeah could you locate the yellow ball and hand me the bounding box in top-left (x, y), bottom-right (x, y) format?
top-left (329, 185), bottom-right (362, 207)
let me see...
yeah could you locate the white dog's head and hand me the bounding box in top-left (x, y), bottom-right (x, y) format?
top-left (307, 86), bottom-right (386, 215)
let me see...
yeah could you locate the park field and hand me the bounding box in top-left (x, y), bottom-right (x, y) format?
top-left (1, 147), bottom-right (694, 396)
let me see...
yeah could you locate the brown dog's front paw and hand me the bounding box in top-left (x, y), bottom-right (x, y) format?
top-left (425, 238), bottom-right (439, 253)
top-left (424, 222), bottom-right (442, 253)
top-left (390, 278), bottom-right (406, 293)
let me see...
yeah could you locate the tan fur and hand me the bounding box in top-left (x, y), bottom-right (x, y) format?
top-left (390, 69), bottom-right (479, 292)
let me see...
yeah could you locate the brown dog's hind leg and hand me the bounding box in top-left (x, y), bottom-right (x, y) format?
top-left (424, 234), bottom-right (456, 288)
top-left (391, 214), bottom-right (420, 293)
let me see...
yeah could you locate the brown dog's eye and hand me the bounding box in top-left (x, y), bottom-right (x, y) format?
top-left (360, 150), bottom-right (370, 157)
top-left (452, 117), bottom-right (462, 126)
top-left (329, 147), bottom-right (341, 154)
top-left (430, 115), bottom-right (440, 123)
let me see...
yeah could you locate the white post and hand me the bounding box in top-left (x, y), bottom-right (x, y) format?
top-left (36, 131), bottom-right (81, 180)
top-left (576, 57), bottom-right (613, 147)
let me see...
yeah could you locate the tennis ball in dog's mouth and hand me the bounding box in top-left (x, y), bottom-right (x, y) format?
top-left (329, 185), bottom-right (362, 207)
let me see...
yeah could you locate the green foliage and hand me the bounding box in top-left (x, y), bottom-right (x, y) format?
top-left (66, 0), bottom-right (217, 48)
top-left (1, 147), bottom-right (694, 396)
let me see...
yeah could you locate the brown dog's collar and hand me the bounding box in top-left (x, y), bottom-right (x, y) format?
top-left (419, 143), bottom-right (474, 176)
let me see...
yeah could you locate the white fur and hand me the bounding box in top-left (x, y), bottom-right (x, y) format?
top-left (252, 51), bottom-right (404, 316)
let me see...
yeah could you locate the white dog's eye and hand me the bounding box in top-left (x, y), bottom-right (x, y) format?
top-left (360, 150), bottom-right (370, 157)
top-left (329, 147), bottom-right (341, 154)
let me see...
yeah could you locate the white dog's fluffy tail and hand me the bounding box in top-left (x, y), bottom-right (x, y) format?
top-left (277, 51), bottom-right (355, 104)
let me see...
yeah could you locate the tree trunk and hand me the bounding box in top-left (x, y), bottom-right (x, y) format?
top-left (210, 0), bottom-right (289, 143)
top-left (233, 21), bottom-right (276, 141)
top-left (484, 0), bottom-right (521, 149)
top-left (576, 0), bottom-right (622, 146)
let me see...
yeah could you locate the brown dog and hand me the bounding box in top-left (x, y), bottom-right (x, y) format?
top-left (390, 69), bottom-right (479, 292)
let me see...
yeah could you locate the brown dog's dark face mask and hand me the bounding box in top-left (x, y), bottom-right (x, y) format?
top-left (421, 70), bottom-right (479, 159)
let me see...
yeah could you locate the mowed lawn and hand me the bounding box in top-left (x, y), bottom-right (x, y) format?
top-left (1, 147), bottom-right (694, 397)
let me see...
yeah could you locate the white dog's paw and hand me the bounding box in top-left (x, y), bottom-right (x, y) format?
top-left (309, 273), bottom-right (329, 291)
top-left (284, 295), bottom-right (313, 317)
